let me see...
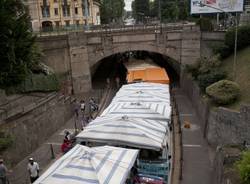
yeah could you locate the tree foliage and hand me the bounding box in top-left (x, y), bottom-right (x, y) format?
top-left (100, 0), bottom-right (125, 24)
top-left (215, 25), bottom-right (250, 58)
top-left (140, 0), bottom-right (189, 22)
top-left (186, 57), bottom-right (226, 91)
top-left (0, 0), bottom-right (40, 88)
top-left (132, 0), bottom-right (150, 22)
top-left (236, 151), bottom-right (250, 184)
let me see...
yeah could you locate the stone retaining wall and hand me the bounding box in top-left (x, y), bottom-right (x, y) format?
top-left (180, 72), bottom-right (250, 146)
top-left (0, 93), bottom-right (74, 166)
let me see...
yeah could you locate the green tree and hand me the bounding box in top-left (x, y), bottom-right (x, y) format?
top-left (236, 151), bottom-right (250, 184)
top-left (0, 0), bottom-right (40, 88)
top-left (100, 0), bottom-right (125, 24)
top-left (132, 0), bottom-right (150, 23)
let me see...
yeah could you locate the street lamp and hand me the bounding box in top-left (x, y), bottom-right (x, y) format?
top-left (199, 2), bottom-right (239, 81)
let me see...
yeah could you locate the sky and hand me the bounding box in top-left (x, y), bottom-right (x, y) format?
top-left (124, 0), bottom-right (134, 11)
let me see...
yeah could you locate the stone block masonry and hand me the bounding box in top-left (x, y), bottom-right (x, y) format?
top-left (180, 72), bottom-right (250, 146)
top-left (0, 93), bottom-right (74, 167)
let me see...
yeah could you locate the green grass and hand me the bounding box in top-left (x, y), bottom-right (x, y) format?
top-left (221, 47), bottom-right (250, 110)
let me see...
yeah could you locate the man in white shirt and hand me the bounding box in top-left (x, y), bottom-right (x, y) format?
top-left (27, 158), bottom-right (39, 183)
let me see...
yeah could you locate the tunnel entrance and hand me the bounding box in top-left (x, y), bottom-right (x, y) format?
top-left (91, 51), bottom-right (180, 89)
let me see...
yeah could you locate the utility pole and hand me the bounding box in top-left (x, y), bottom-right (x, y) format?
top-left (158, 0), bottom-right (161, 23)
top-left (233, 12), bottom-right (238, 81)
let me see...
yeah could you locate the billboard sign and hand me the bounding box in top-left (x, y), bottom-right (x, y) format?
top-left (191, 0), bottom-right (244, 14)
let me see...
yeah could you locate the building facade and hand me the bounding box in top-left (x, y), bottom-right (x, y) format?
top-left (26, 0), bottom-right (100, 32)
top-left (240, 0), bottom-right (250, 25)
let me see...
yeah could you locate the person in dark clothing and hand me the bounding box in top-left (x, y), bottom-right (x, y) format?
top-left (0, 159), bottom-right (8, 184)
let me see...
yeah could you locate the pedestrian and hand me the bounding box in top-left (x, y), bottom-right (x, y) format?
top-left (64, 130), bottom-right (71, 142)
top-left (81, 116), bottom-right (88, 130)
top-left (80, 100), bottom-right (85, 114)
top-left (73, 100), bottom-right (80, 118)
top-left (89, 98), bottom-right (98, 112)
top-left (115, 77), bottom-right (120, 88)
top-left (27, 158), bottom-right (39, 183)
top-left (61, 139), bottom-right (72, 154)
top-left (0, 159), bottom-right (8, 184)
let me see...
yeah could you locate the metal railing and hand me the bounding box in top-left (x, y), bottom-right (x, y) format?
top-left (34, 22), bottom-right (196, 37)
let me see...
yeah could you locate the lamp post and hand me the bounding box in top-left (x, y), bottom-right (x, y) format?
top-left (200, 2), bottom-right (238, 81)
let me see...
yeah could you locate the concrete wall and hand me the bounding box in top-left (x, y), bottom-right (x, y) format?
top-left (37, 35), bottom-right (71, 75)
top-left (201, 31), bottom-right (225, 58)
top-left (180, 72), bottom-right (250, 146)
top-left (207, 105), bottom-right (250, 145)
top-left (0, 93), bottom-right (74, 166)
top-left (0, 90), bottom-right (7, 105)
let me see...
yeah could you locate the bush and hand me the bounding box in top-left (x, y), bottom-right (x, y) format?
top-left (196, 17), bottom-right (213, 31)
top-left (0, 132), bottom-right (13, 152)
top-left (236, 151), bottom-right (250, 184)
top-left (198, 70), bottom-right (226, 91)
top-left (6, 73), bottom-right (60, 94)
top-left (206, 80), bottom-right (240, 105)
top-left (186, 57), bottom-right (226, 91)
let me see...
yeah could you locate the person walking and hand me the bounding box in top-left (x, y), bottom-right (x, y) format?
top-left (80, 100), bottom-right (85, 114)
top-left (27, 158), bottom-right (39, 183)
top-left (73, 100), bottom-right (80, 118)
top-left (0, 159), bottom-right (8, 184)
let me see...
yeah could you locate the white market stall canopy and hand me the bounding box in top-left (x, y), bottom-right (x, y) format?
top-left (34, 145), bottom-right (138, 184)
top-left (112, 90), bottom-right (170, 103)
top-left (101, 102), bottom-right (171, 121)
top-left (119, 82), bottom-right (170, 94)
top-left (76, 116), bottom-right (169, 151)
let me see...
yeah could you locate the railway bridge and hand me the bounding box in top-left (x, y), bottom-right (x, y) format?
top-left (37, 24), bottom-right (224, 94)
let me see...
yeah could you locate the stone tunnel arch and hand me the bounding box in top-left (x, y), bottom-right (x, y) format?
top-left (68, 26), bottom-right (201, 94)
top-left (90, 50), bottom-right (181, 90)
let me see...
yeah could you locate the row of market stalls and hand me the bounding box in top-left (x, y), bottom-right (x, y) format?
top-left (35, 82), bottom-right (171, 184)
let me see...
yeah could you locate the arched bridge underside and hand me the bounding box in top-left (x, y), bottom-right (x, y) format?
top-left (38, 25), bottom-right (204, 94)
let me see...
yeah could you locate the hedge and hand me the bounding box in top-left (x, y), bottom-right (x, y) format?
top-left (206, 80), bottom-right (240, 105)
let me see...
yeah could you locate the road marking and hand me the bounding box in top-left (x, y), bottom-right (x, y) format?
top-left (180, 114), bottom-right (193, 116)
top-left (183, 144), bottom-right (202, 148)
top-left (46, 142), bottom-right (61, 146)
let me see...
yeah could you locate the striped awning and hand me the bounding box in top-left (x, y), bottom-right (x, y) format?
top-left (101, 102), bottom-right (171, 121)
top-left (34, 145), bottom-right (139, 184)
top-left (76, 116), bottom-right (169, 150)
top-left (112, 90), bottom-right (170, 103)
top-left (120, 82), bottom-right (170, 93)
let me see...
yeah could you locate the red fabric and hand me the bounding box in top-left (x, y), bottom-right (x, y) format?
top-left (61, 142), bottom-right (71, 153)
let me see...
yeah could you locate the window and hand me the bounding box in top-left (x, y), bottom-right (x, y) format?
top-left (65, 20), bottom-right (70, 27)
top-left (62, 5), bottom-right (70, 16)
top-left (75, 7), bottom-right (78, 14)
top-left (54, 8), bottom-right (58, 16)
top-left (41, 6), bottom-right (50, 17)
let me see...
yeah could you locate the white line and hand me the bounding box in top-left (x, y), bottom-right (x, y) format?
top-left (183, 144), bottom-right (202, 148)
top-left (46, 142), bottom-right (61, 146)
top-left (180, 114), bottom-right (193, 116)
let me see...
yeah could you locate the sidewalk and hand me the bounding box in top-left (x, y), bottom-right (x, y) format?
top-left (173, 89), bottom-right (214, 184)
top-left (8, 116), bottom-right (78, 184)
top-left (8, 87), bottom-right (116, 184)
